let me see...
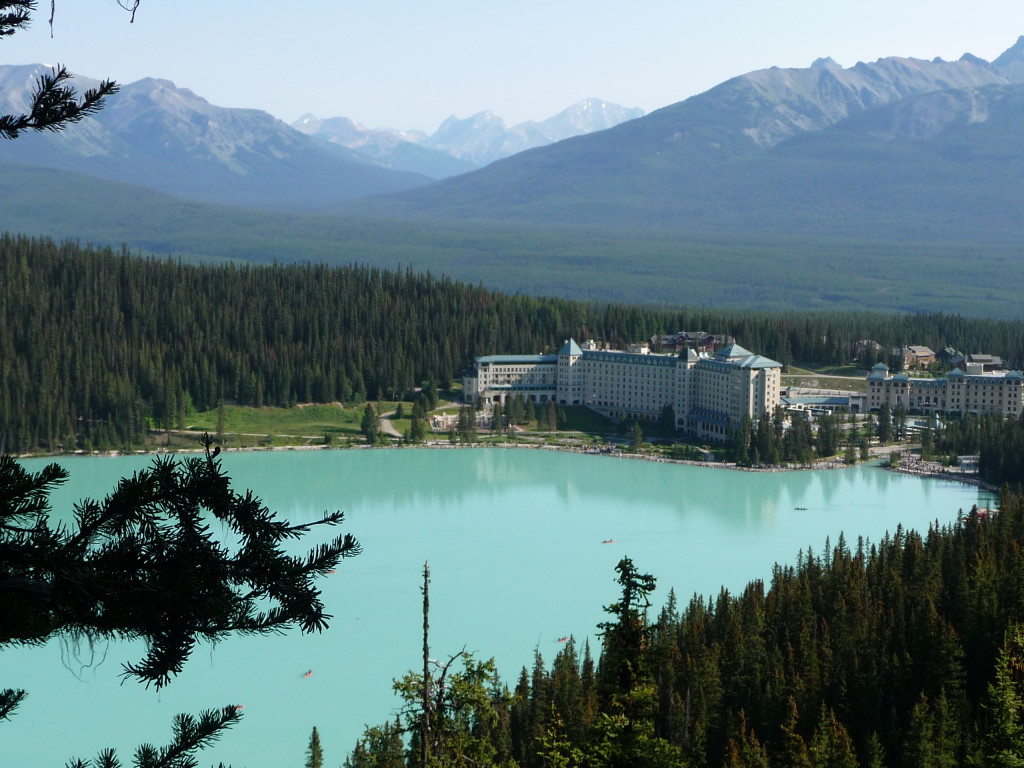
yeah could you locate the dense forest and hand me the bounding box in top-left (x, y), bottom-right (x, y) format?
top-left (340, 493), bottom-right (1024, 768)
top-left (4, 233), bottom-right (1024, 454)
top-left (930, 413), bottom-right (1024, 487)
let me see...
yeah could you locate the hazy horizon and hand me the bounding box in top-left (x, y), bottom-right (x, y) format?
top-left (1, 1), bottom-right (1022, 134)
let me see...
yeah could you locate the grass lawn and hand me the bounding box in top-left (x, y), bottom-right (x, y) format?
top-left (170, 401), bottom-right (659, 450)
top-left (787, 362), bottom-right (869, 377)
top-left (783, 361), bottom-right (869, 392)
top-left (507, 406), bottom-right (615, 439)
top-left (187, 403), bottom-right (367, 443)
top-left (782, 376), bottom-right (868, 392)
top-left (560, 406), bottom-right (615, 434)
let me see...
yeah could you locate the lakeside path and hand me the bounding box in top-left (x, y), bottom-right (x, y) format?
top-left (378, 410), bottom-right (403, 438)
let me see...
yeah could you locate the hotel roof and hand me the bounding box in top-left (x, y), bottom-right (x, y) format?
top-left (558, 339), bottom-right (584, 356)
top-left (477, 354), bottom-right (557, 365)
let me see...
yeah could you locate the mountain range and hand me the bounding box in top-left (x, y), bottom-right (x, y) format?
top-left (0, 67), bottom-right (643, 208)
top-left (292, 99), bottom-right (645, 174)
top-left (0, 66), bottom-right (433, 211)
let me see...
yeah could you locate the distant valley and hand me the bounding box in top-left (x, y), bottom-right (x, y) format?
top-left (2, 38), bottom-right (1024, 318)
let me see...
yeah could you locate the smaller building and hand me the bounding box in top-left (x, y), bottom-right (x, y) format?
top-left (851, 339), bottom-right (884, 359)
top-left (964, 353), bottom-right (1004, 372)
top-left (894, 345), bottom-right (936, 369)
top-left (651, 331), bottom-right (733, 354)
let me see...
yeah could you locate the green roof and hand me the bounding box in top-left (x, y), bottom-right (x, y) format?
top-left (558, 339), bottom-right (583, 356)
top-left (716, 343), bottom-right (753, 359)
top-left (477, 354), bottom-right (557, 365)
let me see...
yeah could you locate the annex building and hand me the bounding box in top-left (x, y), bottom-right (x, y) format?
top-left (866, 363), bottom-right (1024, 417)
top-left (463, 339), bottom-right (782, 440)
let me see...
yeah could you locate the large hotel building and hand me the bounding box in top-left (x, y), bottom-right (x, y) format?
top-left (463, 339), bottom-right (782, 441)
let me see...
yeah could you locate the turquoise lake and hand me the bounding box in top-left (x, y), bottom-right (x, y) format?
top-left (3, 448), bottom-right (996, 767)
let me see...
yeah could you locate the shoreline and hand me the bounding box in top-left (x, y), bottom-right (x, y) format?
top-left (12, 434), bottom-right (1000, 493)
top-left (12, 436), bottom-right (799, 472)
top-left (884, 455), bottom-right (999, 493)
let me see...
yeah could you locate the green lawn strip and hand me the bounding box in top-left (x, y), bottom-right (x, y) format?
top-left (182, 402), bottom-right (692, 451)
top-left (782, 376), bottom-right (868, 392)
top-left (188, 403), bottom-right (365, 440)
top-left (561, 406), bottom-right (615, 434)
top-left (788, 362), bottom-right (869, 377)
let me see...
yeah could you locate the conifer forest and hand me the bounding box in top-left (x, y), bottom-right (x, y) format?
top-left (3, 233), bottom-right (1024, 456)
top-left (343, 493), bottom-right (1024, 768)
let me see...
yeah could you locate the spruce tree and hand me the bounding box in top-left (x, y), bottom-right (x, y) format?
top-left (979, 625), bottom-right (1024, 768)
top-left (215, 399), bottom-right (227, 441)
top-left (630, 422), bottom-right (644, 452)
top-left (361, 403), bottom-right (379, 444)
top-left (545, 401), bottom-right (558, 432)
top-left (878, 403), bottom-right (893, 444)
top-left (808, 708), bottom-right (857, 768)
top-left (305, 726), bottom-right (324, 768)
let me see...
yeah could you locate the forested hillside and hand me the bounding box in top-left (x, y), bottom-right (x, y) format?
top-left (3, 233), bottom-right (1024, 454)
top-left (344, 493), bottom-right (1024, 768)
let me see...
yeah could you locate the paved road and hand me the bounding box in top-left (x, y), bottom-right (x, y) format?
top-left (378, 411), bottom-right (403, 438)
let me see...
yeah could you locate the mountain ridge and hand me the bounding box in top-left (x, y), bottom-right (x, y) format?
top-left (0, 66), bottom-right (432, 211)
top-left (341, 40), bottom-right (1024, 232)
top-left (294, 98), bottom-right (645, 172)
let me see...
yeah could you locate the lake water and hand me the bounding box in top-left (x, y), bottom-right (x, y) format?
top-left (3, 448), bottom-right (995, 768)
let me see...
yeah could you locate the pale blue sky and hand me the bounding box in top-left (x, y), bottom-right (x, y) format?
top-left (2, 0), bottom-right (1022, 132)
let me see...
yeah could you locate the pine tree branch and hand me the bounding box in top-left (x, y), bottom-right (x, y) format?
top-left (0, 65), bottom-right (118, 140)
top-left (0, 0), bottom-right (33, 37)
top-left (0, 687), bottom-right (27, 721)
top-left (64, 705), bottom-right (240, 768)
top-left (2, 453), bottom-right (360, 689)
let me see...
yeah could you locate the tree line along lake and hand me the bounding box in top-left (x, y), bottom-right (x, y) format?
top-left (4, 447), bottom-right (995, 767)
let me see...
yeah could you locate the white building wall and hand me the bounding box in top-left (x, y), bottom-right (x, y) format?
top-left (467, 341), bottom-right (782, 439)
top-left (867, 368), bottom-right (1024, 417)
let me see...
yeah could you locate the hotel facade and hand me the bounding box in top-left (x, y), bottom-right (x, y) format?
top-left (866, 362), bottom-right (1024, 417)
top-left (463, 339), bottom-right (782, 440)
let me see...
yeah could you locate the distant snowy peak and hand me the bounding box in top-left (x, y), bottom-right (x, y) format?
top-left (435, 110), bottom-right (506, 132)
top-left (531, 98), bottom-right (645, 142)
top-left (292, 113), bottom-right (468, 178)
top-left (422, 100), bottom-right (645, 166)
top-left (423, 110), bottom-right (511, 163)
top-left (295, 100), bottom-right (645, 169)
top-left (294, 113), bottom-right (427, 146)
